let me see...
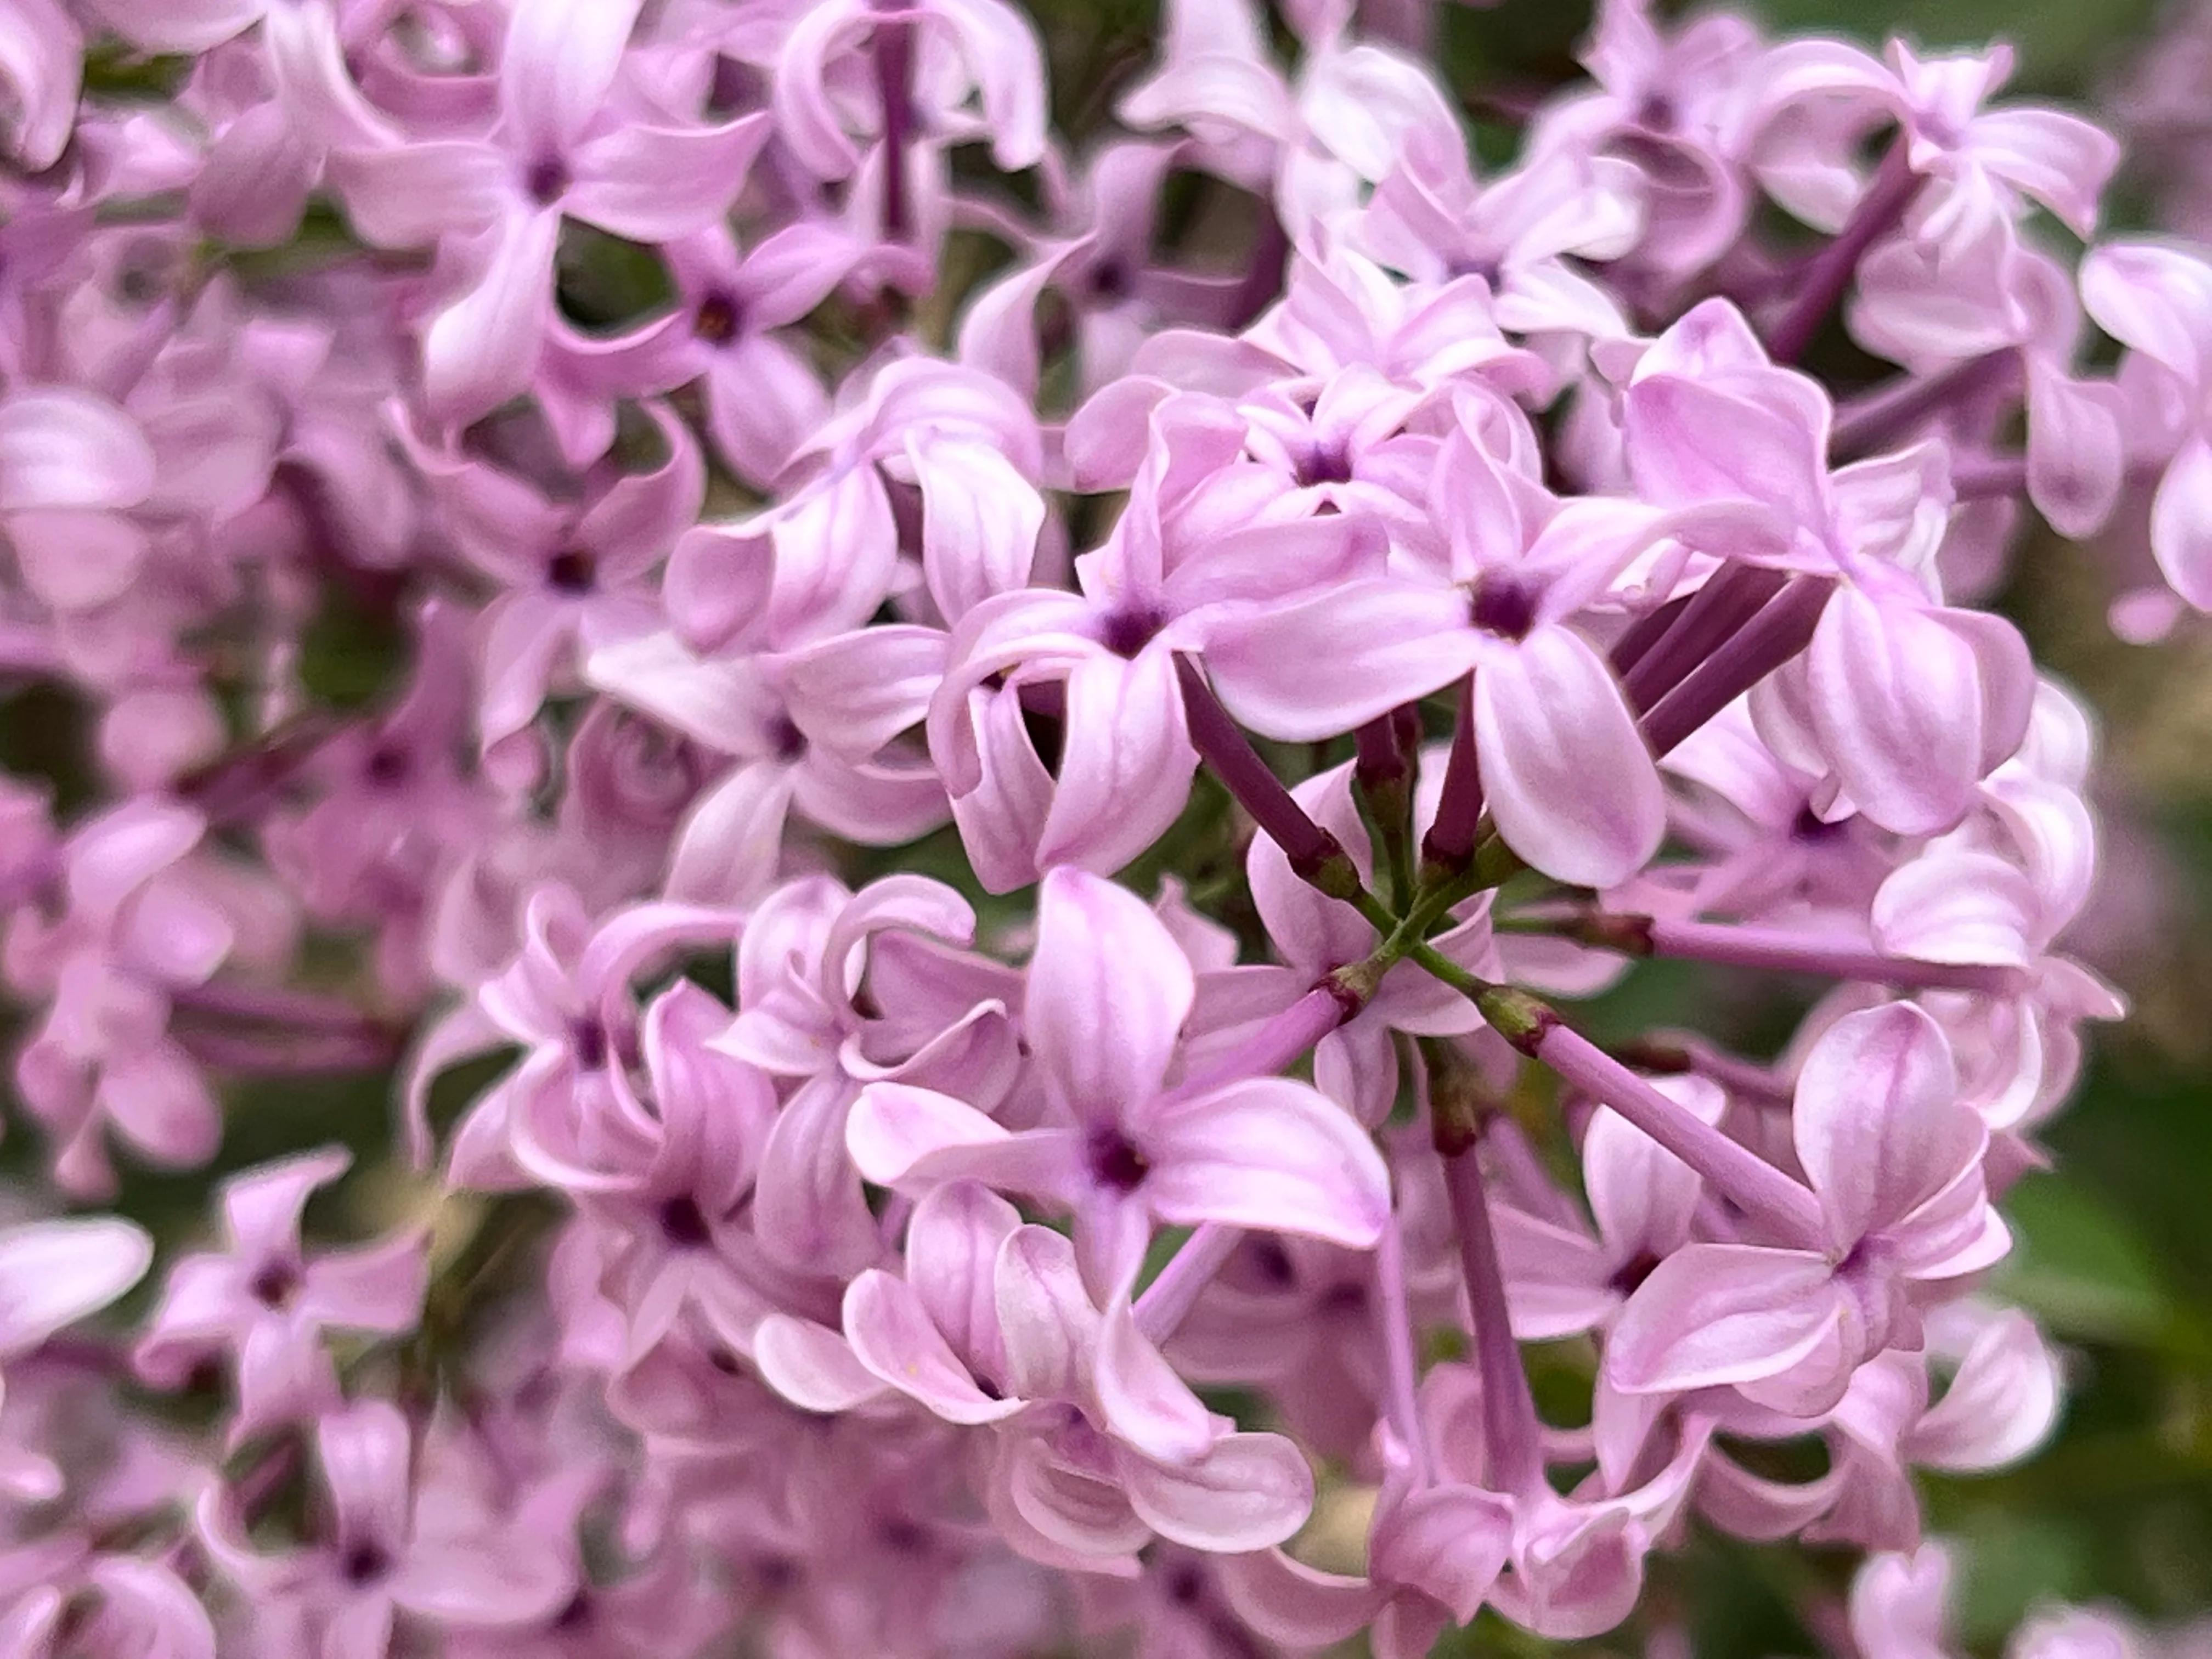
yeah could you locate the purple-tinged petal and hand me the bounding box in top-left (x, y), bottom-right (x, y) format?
top-left (1034, 648), bottom-right (1199, 877)
top-left (1097, 1296), bottom-right (1216, 1463)
top-left (665, 761), bottom-right (794, 906)
top-left (906, 1180), bottom-right (1022, 1381)
top-left (318, 1398), bottom-right (413, 1557)
top-left (848, 1082), bottom-right (1084, 1197)
top-left (0, 0), bottom-right (79, 171)
top-left (1793, 1003), bottom-right (1977, 1247)
top-left (1143, 1077), bottom-right (1390, 1248)
top-left (752, 1313), bottom-right (892, 1413)
top-left (0, 1216), bottom-right (151, 1355)
top-left (2083, 242), bottom-right (2212, 383)
top-left (221, 1146), bottom-right (348, 1263)
top-left (910, 436), bottom-right (1045, 624)
top-left (299, 1232), bottom-right (431, 1336)
top-left (1906, 1310), bottom-right (2059, 1470)
top-left (1025, 866), bottom-right (1194, 1124)
top-left (843, 1269), bottom-right (1023, 1423)
top-left (1371, 1484), bottom-right (1515, 1622)
top-left (325, 142), bottom-right (510, 250)
top-left (995, 1224), bottom-right (1100, 1404)
top-left (949, 689), bottom-right (1055, 893)
top-left (566, 114), bottom-right (771, 244)
top-left (1204, 579), bottom-right (1478, 742)
top-left (1475, 627), bottom-right (1664, 889)
top-left (0, 389), bottom-right (155, 512)
top-left (777, 625), bottom-right (947, 759)
top-left (499, 0), bottom-right (642, 157)
top-left (2026, 367), bottom-right (2123, 540)
top-left (1870, 851), bottom-right (2040, 968)
top-left (754, 1076), bottom-right (877, 1278)
top-left (2150, 434), bottom-right (2212, 611)
top-left (78, 0), bottom-right (261, 53)
top-left (423, 210), bottom-right (561, 428)
top-left (1805, 588), bottom-right (1984, 837)
top-left (101, 1043), bottom-right (221, 1168)
top-left (1117, 1431), bottom-right (1314, 1551)
top-left (1606, 1243), bottom-right (1845, 1394)
top-left (1216, 1550), bottom-right (1389, 1649)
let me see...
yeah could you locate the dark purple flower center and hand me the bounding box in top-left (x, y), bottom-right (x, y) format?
top-left (1250, 1239), bottom-right (1295, 1286)
top-left (1099, 603), bottom-right (1168, 659)
top-left (525, 155), bottom-right (571, 207)
top-left (694, 290), bottom-right (743, 345)
top-left (769, 714), bottom-right (806, 762)
top-left (1609, 1249), bottom-right (1663, 1296)
top-left (1791, 804), bottom-right (1844, 843)
top-left (659, 1195), bottom-right (714, 1249)
top-left (342, 1540), bottom-right (393, 1586)
top-left (1470, 574), bottom-right (1538, 641)
top-left (547, 548), bottom-right (597, 594)
top-left (250, 1260), bottom-right (300, 1309)
top-left (1088, 257), bottom-right (1132, 302)
top-left (1086, 1124), bottom-right (1151, 1193)
top-left (363, 744), bottom-right (409, 787)
top-left (1295, 442), bottom-right (1354, 488)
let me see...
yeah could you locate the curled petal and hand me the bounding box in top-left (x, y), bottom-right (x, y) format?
top-left (1117, 1431), bottom-right (1314, 1552)
top-left (1607, 1244), bottom-right (1846, 1395)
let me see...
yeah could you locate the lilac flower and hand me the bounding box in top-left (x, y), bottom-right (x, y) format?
top-left (928, 400), bottom-right (1382, 887)
top-left (328, 0), bottom-right (769, 426)
top-left (0, 0), bottom-right (2153, 1644)
top-left (199, 1401), bottom-right (574, 1656)
top-left (5, 800), bottom-right (267, 1195)
top-left (1607, 1002), bottom-right (2007, 1417)
top-left (136, 1147), bottom-right (429, 1446)
top-left (848, 867), bottom-right (1390, 1294)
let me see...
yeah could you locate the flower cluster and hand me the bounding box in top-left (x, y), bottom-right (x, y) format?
top-left (0, 0), bottom-right (2173, 1649)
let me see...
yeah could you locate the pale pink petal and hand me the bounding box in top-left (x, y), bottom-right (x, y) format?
top-left (2025, 368), bottom-right (2123, 540)
top-left (1906, 1310), bottom-right (2059, 1470)
top-left (422, 209), bottom-right (561, 429)
top-left (2151, 434), bottom-right (2212, 611)
top-left (1606, 1243), bottom-right (1846, 1394)
top-left (754, 1075), bottom-right (877, 1278)
top-left (499, 0), bottom-right (642, 156)
top-left (905, 1180), bottom-right (1022, 1380)
top-left (910, 436), bottom-right (1045, 624)
top-left (1025, 866), bottom-right (1194, 1122)
top-left (0, 388), bottom-right (154, 512)
top-left (1204, 580), bottom-right (1479, 742)
top-left (325, 143), bottom-right (510, 250)
top-left (0, 1216), bottom-right (151, 1355)
top-left (1370, 1484), bottom-right (1515, 1622)
top-left (1792, 1002), bottom-right (1973, 1245)
top-left (842, 1269), bottom-right (1023, 1423)
top-left (1475, 627), bottom-right (1664, 889)
top-left (1805, 588), bottom-right (1984, 837)
top-left (1143, 1077), bottom-right (1390, 1248)
top-left (565, 114), bottom-right (771, 243)
top-left (752, 1313), bottom-right (892, 1412)
top-left (1096, 1296), bottom-right (1215, 1463)
top-left (995, 1224), bottom-right (1100, 1404)
top-left (1034, 648), bottom-right (1199, 877)
top-left (1116, 1431), bottom-right (1314, 1551)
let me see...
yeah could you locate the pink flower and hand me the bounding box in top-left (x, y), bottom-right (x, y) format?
top-left (136, 1148), bottom-right (429, 1445)
top-left (1607, 1002), bottom-right (2008, 1418)
top-left (847, 867), bottom-right (1389, 1296)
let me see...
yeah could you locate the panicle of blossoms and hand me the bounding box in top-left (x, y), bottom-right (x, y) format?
top-left (0, 0), bottom-right (2172, 1649)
